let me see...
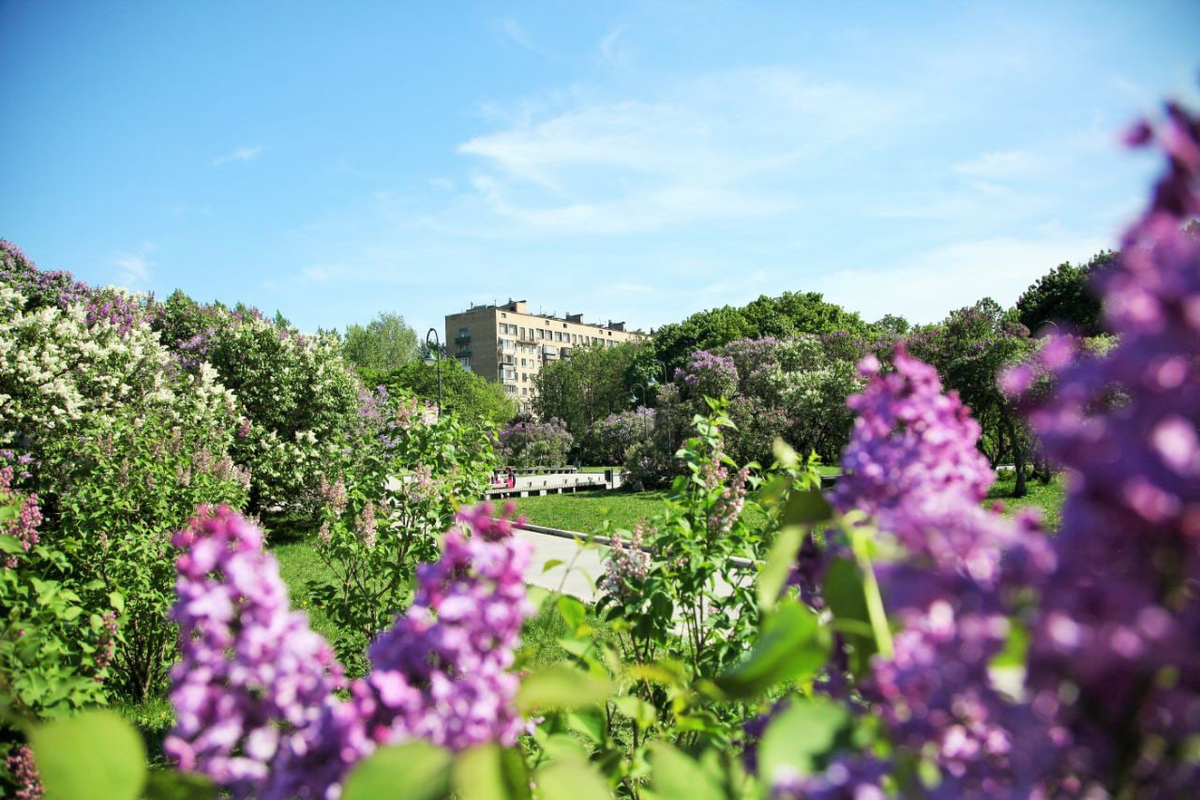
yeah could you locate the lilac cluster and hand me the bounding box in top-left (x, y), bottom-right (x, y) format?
top-left (1007, 103), bottom-right (1200, 792)
top-left (709, 464), bottom-right (750, 535)
top-left (165, 506), bottom-right (344, 798)
top-left (0, 462), bottom-right (42, 569)
top-left (4, 745), bottom-right (42, 800)
top-left (602, 522), bottom-right (652, 599)
top-left (272, 503), bottom-right (534, 798)
top-left (84, 291), bottom-right (146, 337)
top-left (676, 350), bottom-right (739, 399)
top-left (833, 350), bottom-right (1045, 584)
top-left (815, 348), bottom-right (1054, 793)
top-left (167, 503), bottom-right (533, 799)
top-left (94, 610), bottom-right (118, 681)
top-left (0, 239), bottom-right (91, 311)
top-left (176, 327), bottom-right (216, 372)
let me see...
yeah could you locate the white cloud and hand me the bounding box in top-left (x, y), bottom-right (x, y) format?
top-left (213, 144), bottom-right (263, 166)
top-left (599, 27), bottom-right (630, 69)
top-left (494, 18), bottom-right (552, 58)
top-left (952, 149), bottom-right (1046, 179)
top-left (113, 242), bottom-right (157, 287)
top-left (454, 68), bottom-right (904, 234)
top-left (816, 235), bottom-right (1106, 323)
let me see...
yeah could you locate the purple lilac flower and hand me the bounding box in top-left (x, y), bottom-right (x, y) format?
top-left (168, 503), bottom-right (533, 799)
top-left (5, 745), bottom-right (42, 800)
top-left (165, 506), bottom-right (344, 798)
top-left (833, 349), bottom-right (1049, 585)
top-left (272, 503), bottom-right (534, 798)
top-left (770, 755), bottom-right (887, 800)
top-left (677, 349), bottom-right (739, 398)
top-left (807, 348), bottom-right (1054, 793)
top-left (1009, 102), bottom-right (1200, 794)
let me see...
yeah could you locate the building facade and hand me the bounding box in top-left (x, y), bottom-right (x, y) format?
top-left (445, 300), bottom-right (644, 414)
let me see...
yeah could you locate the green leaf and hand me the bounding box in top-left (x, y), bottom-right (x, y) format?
top-left (556, 595), bottom-right (587, 632)
top-left (541, 559), bottom-right (565, 574)
top-left (452, 744), bottom-right (531, 800)
top-left (757, 525), bottom-right (804, 611)
top-left (612, 695), bottom-right (657, 731)
top-left (0, 535), bottom-right (24, 555)
top-left (565, 710), bottom-right (606, 744)
top-left (517, 665), bottom-right (611, 714)
top-left (534, 754), bottom-right (612, 800)
top-left (142, 770), bottom-right (217, 800)
top-left (780, 488), bottom-right (831, 526)
top-left (758, 697), bottom-right (849, 781)
top-left (649, 743), bottom-right (723, 800)
top-left (714, 599), bottom-right (829, 699)
top-left (30, 709), bottom-right (147, 800)
top-left (109, 592), bottom-right (126, 613)
top-left (342, 740), bottom-right (452, 800)
top-left (822, 558), bottom-right (876, 675)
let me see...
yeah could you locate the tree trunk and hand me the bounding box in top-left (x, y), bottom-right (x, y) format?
top-left (1006, 416), bottom-right (1028, 498)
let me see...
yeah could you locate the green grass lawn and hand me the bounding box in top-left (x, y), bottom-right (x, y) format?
top-left (985, 473), bottom-right (1065, 530)
top-left (511, 488), bottom-right (770, 535)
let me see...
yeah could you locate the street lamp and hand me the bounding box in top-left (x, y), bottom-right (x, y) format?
top-left (424, 328), bottom-right (442, 416)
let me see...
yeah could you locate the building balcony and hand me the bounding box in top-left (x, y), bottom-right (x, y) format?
top-left (456, 348), bottom-right (471, 358)
top-left (454, 334), bottom-right (471, 345)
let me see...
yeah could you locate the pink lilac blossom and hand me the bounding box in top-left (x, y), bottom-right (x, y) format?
top-left (94, 610), bottom-right (118, 681)
top-left (602, 522), bottom-right (652, 598)
top-left (1009, 102), bottom-right (1200, 794)
top-left (710, 465), bottom-right (750, 535)
top-left (1, 464), bottom-right (42, 569)
top-left (165, 506), bottom-right (344, 799)
top-left (5, 745), bottom-right (42, 800)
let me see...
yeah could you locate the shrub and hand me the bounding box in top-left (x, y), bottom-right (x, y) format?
top-left (306, 390), bottom-right (496, 669)
top-left (154, 290), bottom-right (362, 514)
top-left (495, 417), bottom-right (573, 468)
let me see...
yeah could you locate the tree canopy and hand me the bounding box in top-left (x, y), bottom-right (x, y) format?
top-left (343, 311), bottom-right (420, 371)
top-left (1015, 251), bottom-right (1112, 337)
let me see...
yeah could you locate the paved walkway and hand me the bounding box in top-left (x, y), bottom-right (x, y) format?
top-left (515, 526), bottom-right (605, 601)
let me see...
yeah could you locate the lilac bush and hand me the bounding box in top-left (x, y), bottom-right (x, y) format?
top-left (495, 416), bottom-right (573, 468)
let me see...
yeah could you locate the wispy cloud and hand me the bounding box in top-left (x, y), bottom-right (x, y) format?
top-left (113, 242), bottom-right (157, 287)
top-left (454, 68), bottom-right (905, 234)
top-left (494, 18), bottom-right (552, 58)
top-left (213, 144), bottom-right (263, 166)
top-left (598, 27), bottom-right (630, 69)
top-left (952, 149), bottom-right (1047, 180)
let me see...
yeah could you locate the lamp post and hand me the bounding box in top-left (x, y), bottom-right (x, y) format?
top-left (425, 328), bottom-right (442, 417)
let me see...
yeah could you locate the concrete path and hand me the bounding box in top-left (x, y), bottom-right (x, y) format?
top-left (516, 526), bottom-right (605, 601)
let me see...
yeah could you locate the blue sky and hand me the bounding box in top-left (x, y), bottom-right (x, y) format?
top-left (2, 1), bottom-right (1197, 335)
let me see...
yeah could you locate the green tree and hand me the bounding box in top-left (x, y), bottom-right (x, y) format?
top-left (362, 360), bottom-right (515, 428)
top-left (533, 341), bottom-right (644, 440)
top-left (343, 312), bottom-right (420, 371)
top-left (1015, 251), bottom-right (1112, 337)
top-left (650, 291), bottom-right (868, 372)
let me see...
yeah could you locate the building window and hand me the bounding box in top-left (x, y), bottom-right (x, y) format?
top-left (519, 326), bottom-right (525, 339)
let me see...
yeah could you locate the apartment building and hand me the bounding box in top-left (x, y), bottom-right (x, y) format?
top-left (445, 300), bottom-right (645, 414)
